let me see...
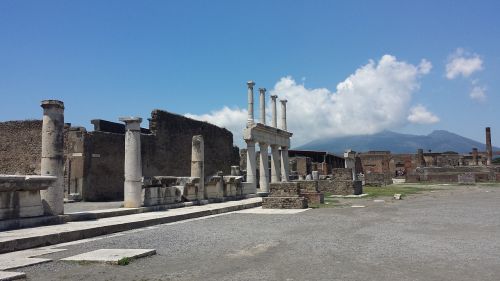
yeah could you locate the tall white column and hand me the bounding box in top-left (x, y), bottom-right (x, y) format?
top-left (280, 146), bottom-right (290, 182)
top-left (270, 144), bottom-right (281, 183)
top-left (247, 81), bottom-right (255, 127)
top-left (259, 142), bottom-right (270, 194)
top-left (120, 117), bottom-right (143, 208)
top-left (270, 95), bottom-right (278, 128)
top-left (191, 135), bottom-right (205, 199)
top-left (280, 99), bottom-right (288, 131)
top-left (40, 100), bottom-right (65, 215)
top-left (259, 88), bottom-right (266, 125)
top-left (245, 140), bottom-right (257, 189)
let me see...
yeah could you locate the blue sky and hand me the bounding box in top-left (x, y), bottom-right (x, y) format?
top-left (1, 0), bottom-right (499, 148)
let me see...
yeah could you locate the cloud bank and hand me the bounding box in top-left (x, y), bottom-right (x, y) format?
top-left (187, 55), bottom-right (436, 147)
top-left (445, 48), bottom-right (483, 79)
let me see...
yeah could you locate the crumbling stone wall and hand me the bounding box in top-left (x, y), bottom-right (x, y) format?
top-left (0, 120), bottom-right (43, 175)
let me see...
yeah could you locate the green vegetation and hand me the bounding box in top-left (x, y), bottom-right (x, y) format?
top-left (117, 257), bottom-right (131, 266)
top-left (364, 185), bottom-right (436, 198)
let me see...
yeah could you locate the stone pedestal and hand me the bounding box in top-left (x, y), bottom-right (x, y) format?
top-left (120, 117), bottom-right (143, 208)
top-left (40, 100), bottom-right (65, 215)
top-left (262, 182), bottom-right (309, 209)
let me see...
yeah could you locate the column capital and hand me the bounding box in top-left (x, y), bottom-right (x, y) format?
top-left (119, 117), bottom-right (142, 130)
top-left (280, 99), bottom-right (288, 104)
top-left (41, 100), bottom-right (64, 110)
top-left (270, 95), bottom-right (278, 100)
top-left (259, 88), bottom-right (267, 94)
top-left (247, 80), bottom-right (256, 89)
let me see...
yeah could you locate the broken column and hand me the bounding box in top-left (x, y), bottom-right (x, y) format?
top-left (258, 142), bottom-right (270, 195)
top-left (472, 148), bottom-right (479, 165)
top-left (191, 135), bottom-right (205, 199)
top-left (259, 88), bottom-right (266, 125)
top-left (280, 146), bottom-right (290, 181)
top-left (40, 100), bottom-right (65, 215)
top-left (270, 95), bottom-right (278, 128)
top-left (270, 145), bottom-right (281, 183)
top-left (120, 117), bottom-right (143, 208)
top-left (245, 140), bottom-right (257, 189)
top-left (486, 127), bottom-right (493, 165)
top-left (280, 99), bottom-right (288, 131)
top-left (247, 81), bottom-right (255, 126)
top-left (344, 149), bottom-right (356, 180)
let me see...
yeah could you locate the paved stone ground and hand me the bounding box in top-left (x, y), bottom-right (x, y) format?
top-left (11, 185), bottom-right (500, 280)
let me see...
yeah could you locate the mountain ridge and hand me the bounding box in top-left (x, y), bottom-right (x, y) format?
top-left (296, 130), bottom-right (498, 154)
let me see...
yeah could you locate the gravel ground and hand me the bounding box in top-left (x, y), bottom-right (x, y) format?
top-left (18, 185), bottom-right (500, 281)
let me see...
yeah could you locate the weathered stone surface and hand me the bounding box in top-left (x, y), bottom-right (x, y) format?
top-left (332, 168), bottom-right (353, 181)
top-left (458, 173), bottom-right (476, 185)
top-left (262, 197), bottom-right (307, 209)
top-left (301, 192), bottom-right (324, 204)
top-left (318, 180), bottom-right (362, 195)
top-left (269, 182), bottom-right (301, 197)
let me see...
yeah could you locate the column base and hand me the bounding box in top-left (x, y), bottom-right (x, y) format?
top-left (257, 191), bottom-right (269, 197)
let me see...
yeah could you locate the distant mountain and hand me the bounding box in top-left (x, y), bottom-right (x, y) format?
top-left (296, 130), bottom-right (499, 154)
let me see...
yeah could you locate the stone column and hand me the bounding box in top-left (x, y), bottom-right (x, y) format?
top-left (191, 135), bottom-right (205, 199)
top-left (245, 140), bottom-right (257, 188)
top-left (280, 146), bottom-right (290, 181)
top-left (231, 166), bottom-right (240, 176)
top-left (280, 99), bottom-right (288, 131)
top-left (486, 127), bottom-right (492, 165)
top-left (247, 81), bottom-right (255, 127)
top-left (258, 143), bottom-right (270, 195)
top-left (270, 145), bottom-right (281, 183)
top-left (472, 148), bottom-right (478, 165)
top-left (270, 95), bottom-right (278, 128)
top-left (40, 100), bottom-right (65, 215)
top-left (120, 117), bottom-right (143, 208)
top-left (259, 88), bottom-right (266, 125)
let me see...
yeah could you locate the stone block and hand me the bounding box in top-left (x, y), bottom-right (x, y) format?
top-left (458, 173), bottom-right (476, 185)
top-left (206, 177), bottom-right (224, 200)
top-left (0, 190), bottom-right (44, 220)
top-left (332, 168), bottom-right (353, 181)
top-left (269, 182), bottom-right (301, 197)
top-left (301, 192), bottom-right (324, 204)
top-left (242, 182), bottom-right (256, 195)
top-left (262, 197), bottom-right (308, 209)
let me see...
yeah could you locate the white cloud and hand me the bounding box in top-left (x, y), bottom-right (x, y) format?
top-left (407, 105), bottom-right (440, 124)
top-left (186, 54), bottom-right (437, 147)
top-left (469, 85), bottom-right (487, 102)
top-left (445, 48), bottom-right (483, 79)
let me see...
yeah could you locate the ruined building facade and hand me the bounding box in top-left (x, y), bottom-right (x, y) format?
top-left (0, 110), bottom-right (239, 201)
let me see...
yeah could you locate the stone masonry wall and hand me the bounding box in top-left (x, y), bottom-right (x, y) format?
top-left (0, 120), bottom-right (43, 175)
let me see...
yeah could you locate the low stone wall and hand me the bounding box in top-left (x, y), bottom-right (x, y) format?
top-left (318, 180), bottom-right (362, 195)
top-left (332, 168), bottom-right (353, 181)
top-left (365, 173), bottom-right (392, 186)
top-left (408, 167), bottom-right (499, 183)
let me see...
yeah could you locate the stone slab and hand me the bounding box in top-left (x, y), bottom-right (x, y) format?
top-left (235, 207), bottom-right (310, 214)
top-left (0, 258), bottom-right (51, 271)
top-left (61, 249), bottom-right (156, 264)
top-left (0, 271), bottom-right (26, 281)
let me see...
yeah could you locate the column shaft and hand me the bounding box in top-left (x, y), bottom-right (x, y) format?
top-left (486, 127), bottom-right (492, 165)
top-left (40, 100), bottom-right (65, 215)
top-left (259, 88), bottom-right (266, 124)
top-left (247, 81), bottom-right (255, 126)
top-left (280, 100), bottom-right (288, 131)
top-left (246, 140), bottom-right (257, 189)
top-left (280, 147), bottom-right (290, 181)
top-left (259, 143), bottom-right (270, 193)
top-left (191, 135), bottom-right (205, 199)
top-left (270, 145), bottom-right (281, 183)
top-left (120, 117), bottom-right (143, 208)
top-left (271, 95), bottom-right (278, 128)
